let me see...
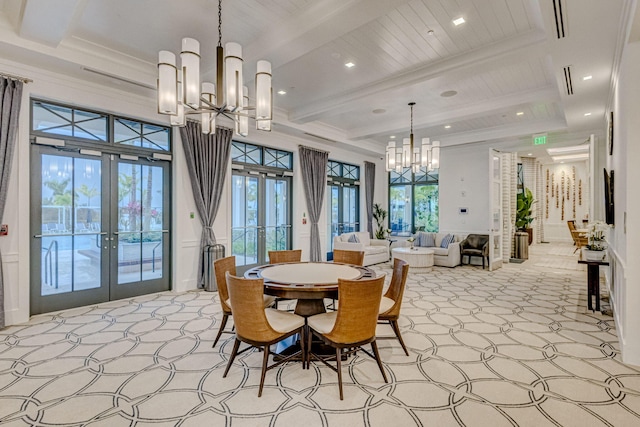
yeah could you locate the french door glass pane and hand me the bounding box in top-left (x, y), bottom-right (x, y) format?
top-left (390, 185), bottom-right (412, 235)
top-left (117, 163), bottom-right (164, 284)
top-left (232, 175), bottom-right (259, 266)
top-left (40, 155), bottom-right (102, 295)
top-left (343, 187), bottom-right (358, 233)
top-left (265, 178), bottom-right (288, 252)
top-left (414, 184), bottom-right (439, 232)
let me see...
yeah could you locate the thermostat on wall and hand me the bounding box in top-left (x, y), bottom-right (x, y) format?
top-left (459, 207), bottom-right (468, 214)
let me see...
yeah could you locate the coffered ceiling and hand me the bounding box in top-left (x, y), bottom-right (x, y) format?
top-left (0, 0), bottom-right (631, 162)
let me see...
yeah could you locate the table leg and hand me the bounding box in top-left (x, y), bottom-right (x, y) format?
top-left (294, 299), bottom-right (327, 317)
top-left (587, 264), bottom-right (600, 312)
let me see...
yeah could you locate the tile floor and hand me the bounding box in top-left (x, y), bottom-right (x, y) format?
top-left (1, 243), bottom-right (638, 426)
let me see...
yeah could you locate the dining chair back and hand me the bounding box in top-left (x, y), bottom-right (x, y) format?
top-left (223, 273), bottom-right (306, 397)
top-left (307, 275), bottom-right (388, 399)
top-left (268, 249), bottom-right (302, 264)
top-left (211, 256), bottom-right (235, 348)
top-left (333, 249), bottom-right (365, 266)
top-left (378, 258), bottom-right (410, 356)
top-left (211, 256), bottom-right (275, 348)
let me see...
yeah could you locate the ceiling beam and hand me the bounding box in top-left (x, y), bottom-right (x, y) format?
top-left (18, 0), bottom-right (86, 47)
top-left (440, 118), bottom-right (567, 147)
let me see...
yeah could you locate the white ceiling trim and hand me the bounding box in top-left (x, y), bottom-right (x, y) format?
top-left (440, 118), bottom-right (567, 147)
top-left (244, 0), bottom-right (409, 69)
top-left (347, 86), bottom-right (561, 140)
top-left (289, 29), bottom-right (548, 123)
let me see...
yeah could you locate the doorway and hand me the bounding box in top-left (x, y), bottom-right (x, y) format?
top-left (231, 170), bottom-right (292, 274)
top-left (30, 147), bottom-right (171, 314)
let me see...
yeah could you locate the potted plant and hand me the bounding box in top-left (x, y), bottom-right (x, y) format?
top-left (516, 188), bottom-right (535, 244)
top-left (372, 203), bottom-right (388, 239)
top-left (583, 221), bottom-right (608, 261)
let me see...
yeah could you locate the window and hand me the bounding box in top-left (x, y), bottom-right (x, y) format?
top-left (327, 161), bottom-right (360, 257)
top-left (389, 167), bottom-right (438, 235)
top-left (231, 141), bottom-right (293, 170)
top-left (32, 101), bottom-right (108, 142)
top-left (31, 99), bottom-right (171, 152)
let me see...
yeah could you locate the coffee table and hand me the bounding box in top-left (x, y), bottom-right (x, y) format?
top-left (392, 247), bottom-right (435, 269)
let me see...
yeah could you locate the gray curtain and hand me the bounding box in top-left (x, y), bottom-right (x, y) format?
top-left (299, 145), bottom-right (328, 262)
top-left (364, 161), bottom-right (375, 238)
top-left (180, 121), bottom-right (233, 287)
top-left (0, 78), bottom-right (23, 329)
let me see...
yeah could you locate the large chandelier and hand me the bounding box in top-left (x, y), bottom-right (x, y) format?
top-left (157, 0), bottom-right (272, 136)
top-left (385, 102), bottom-right (439, 173)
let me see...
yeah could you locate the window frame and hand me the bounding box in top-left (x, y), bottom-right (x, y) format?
top-left (388, 167), bottom-right (439, 235)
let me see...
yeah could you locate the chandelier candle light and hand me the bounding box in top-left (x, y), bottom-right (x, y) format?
top-left (385, 102), bottom-right (440, 173)
top-left (157, 0), bottom-right (272, 136)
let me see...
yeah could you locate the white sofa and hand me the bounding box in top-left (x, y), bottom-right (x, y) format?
top-left (400, 232), bottom-right (462, 267)
top-left (332, 231), bottom-right (390, 266)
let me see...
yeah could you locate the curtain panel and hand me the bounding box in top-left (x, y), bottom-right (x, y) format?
top-left (0, 78), bottom-right (24, 329)
top-left (179, 122), bottom-right (233, 287)
top-left (299, 146), bottom-right (329, 262)
top-left (364, 161), bottom-right (375, 238)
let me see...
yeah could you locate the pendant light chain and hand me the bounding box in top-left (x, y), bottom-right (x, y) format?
top-left (217, 0), bottom-right (223, 48)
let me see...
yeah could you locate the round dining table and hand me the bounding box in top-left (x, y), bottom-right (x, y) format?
top-left (244, 262), bottom-right (375, 316)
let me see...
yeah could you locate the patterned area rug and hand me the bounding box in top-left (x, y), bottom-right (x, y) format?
top-left (1, 255), bottom-right (639, 426)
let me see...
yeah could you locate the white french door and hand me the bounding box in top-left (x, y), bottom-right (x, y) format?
top-left (489, 150), bottom-right (503, 270)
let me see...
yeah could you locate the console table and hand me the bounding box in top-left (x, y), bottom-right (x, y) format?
top-left (578, 257), bottom-right (609, 312)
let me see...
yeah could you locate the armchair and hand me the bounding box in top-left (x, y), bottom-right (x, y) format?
top-left (460, 234), bottom-right (490, 269)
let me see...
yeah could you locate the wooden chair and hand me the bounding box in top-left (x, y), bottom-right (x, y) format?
top-left (211, 256), bottom-right (276, 348)
top-left (223, 273), bottom-right (306, 397)
top-left (306, 275), bottom-right (388, 400)
top-left (567, 220), bottom-right (588, 253)
top-left (268, 249), bottom-right (302, 263)
top-left (378, 258), bottom-right (410, 356)
top-left (333, 249), bottom-right (365, 266)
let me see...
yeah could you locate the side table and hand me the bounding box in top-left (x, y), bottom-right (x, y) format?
top-left (578, 258), bottom-right (609, 312)
top-left (391, 247), bottom-right (434, 269)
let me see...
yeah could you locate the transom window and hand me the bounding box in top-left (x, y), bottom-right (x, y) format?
top-left (232, 141), bottom-right (293, 170)
top-left (327, 160), bottom-right (360, 181)
top-left (32, 101), bottom-right (108, 142)
top-left (31, 99), bottom-right (171, 152)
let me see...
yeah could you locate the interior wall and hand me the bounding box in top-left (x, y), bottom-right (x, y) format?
top-left (610, 30), bottom-right (639, 366)
top-left (439, 144), bottom-right (490, 234)
top-left (539, 161), bottom-right (590, 242)
top-left (0, 58), bottom-right (387, 325)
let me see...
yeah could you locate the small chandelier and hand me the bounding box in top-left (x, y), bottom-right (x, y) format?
top-left (385, 102), bottom-right (440, 173)
top-left (157, 0), bottom-right (272, 136)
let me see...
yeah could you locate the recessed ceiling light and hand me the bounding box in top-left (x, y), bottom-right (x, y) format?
top-left (560, 161), bottom-right (565, 164)
top-left (440, 90), bottom-right (458, 97)
top-left (584, 112), bottom-right (592, 116)
top-left (390, 135), bottom-right (396, 139)
top-left (345, 62), bottom-right (355, 68)
top-left (528, 153), bottom-right (533, 156)
top-left (444, 125), bottom-right (451, 129)
top-left (453, 17), bottom-right (465, 26)
top-left (516, 111), bottom-right (524, 116)
top-left (583, 75), bottom-right (593, 80)
top-left (277, 90), bottom-right (287, 95)
top-left (372, 109), bottom-right (386, 114)
top-left (427, 29), bottom-right (435, 35)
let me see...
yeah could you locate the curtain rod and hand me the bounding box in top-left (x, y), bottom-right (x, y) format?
top-left (0, 71), bottom-right (33, 83)
top-left (298, 145), bottom-right (329, 154)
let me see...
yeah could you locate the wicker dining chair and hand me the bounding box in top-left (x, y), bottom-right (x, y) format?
top-left (332, 249), bottom-right (365, 266)
top-left (378, 258), bottom-right (410, 356)
top-left (211, 256), bottom-right (276, 348)
top-left (268, 249), bottom-right (302, 264)
top-left (306, 275), bottom-right (388, 400)
top-left (223, 273), bottom-right (306, 397)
